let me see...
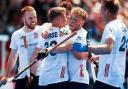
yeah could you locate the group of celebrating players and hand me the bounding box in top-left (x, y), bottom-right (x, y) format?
top-left (1, 0), bottom-right (128, 89)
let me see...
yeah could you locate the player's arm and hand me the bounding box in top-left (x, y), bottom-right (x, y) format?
top-left (47, 42), bottom-right (72, 53)
top-left (71, 51), bottom-right (88, 60)
top-left (5, 49), bottom-right (18, 78)
top-left (89, 37), bottom-right (114, 54)
top-left (41, 23), bottom-right (52, 39)
top-left (31, 47), bottom-right (41, 61)
top-left (30, 47), bottom-right (41, 75)
top-left (73, 37), bottom-right (114, 55)
top-left (46, 40), bottom-right (89, 60)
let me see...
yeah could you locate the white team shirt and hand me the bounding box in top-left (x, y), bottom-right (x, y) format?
top-left (37, 27), bottom-right (69, 86)
top-left (97, 20), bottom-right (128, 87)
top-left (68, 28), bottom-right (89, 84)
top-left (10, 26), bottom-right (42, 79)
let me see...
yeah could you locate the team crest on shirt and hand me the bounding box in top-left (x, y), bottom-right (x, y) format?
top-left (34, 32), bottom-right (38, 38)
top-left (76, 36), bottom-right (82, 41)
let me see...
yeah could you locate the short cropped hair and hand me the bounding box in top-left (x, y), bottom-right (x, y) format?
top-left (48, 7), bottom-right (66, 22)
top-left (21, 6), bottom-right (35, 16)
top-left (71, 7), bottom-right (88, 20)
top-left (102, 0), bottom-right (119, 15)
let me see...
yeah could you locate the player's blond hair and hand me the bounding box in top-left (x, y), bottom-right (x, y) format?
top-left (48, 7), bottom-right (66, 22)
top-left (21, 6), bottom-right (35, 16)
top-left (70, 7), bottom-right (88, 20)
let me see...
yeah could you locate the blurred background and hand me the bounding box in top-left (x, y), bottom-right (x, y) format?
top-left (0, 0), bottom-right (127, 89)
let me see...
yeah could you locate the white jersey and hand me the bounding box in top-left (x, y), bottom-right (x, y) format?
top-left (10, 26), bottom-right (42, 79)
top-left (68, 28), bottom-right (89, 84)
top-left (97, 20), bottom-right (128, 87)
top-left (37, 27), bottom-right (69, 86)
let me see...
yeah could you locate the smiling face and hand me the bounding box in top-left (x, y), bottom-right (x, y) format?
top-left (69, 15), bottom-right (84, 32)
top-left (69, 7), bottom-right (87, 32)
top-left (22, 10), bottom-right (37, 29)
top-left (21, 6), bottom-right (37, 30)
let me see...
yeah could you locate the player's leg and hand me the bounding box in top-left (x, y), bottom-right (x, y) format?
top-left (47, 81), bottom-right (69, 89)
top-left (29, 76), bottom-right (39, 89)
top-left (15, 77), bottom-right (28, 89)
top-left (93, 81), bottom-right (121, 89)
top-left (69, 82), bottom-right (88, 89)
top-left (33, 85), bottom-right (47, 89)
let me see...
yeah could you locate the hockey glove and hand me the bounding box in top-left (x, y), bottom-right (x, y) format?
top-left (36, 49), bottom-right (48, 60)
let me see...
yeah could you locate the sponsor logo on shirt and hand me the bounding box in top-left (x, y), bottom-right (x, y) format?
top-left (76, 36), bottom-right (82, 41)
top-left (76, 36), bottom-right (85, 43)
top-left (20, 43), bottom-right (38, 47)
top-left (34, 32), bottom-right (38, 38)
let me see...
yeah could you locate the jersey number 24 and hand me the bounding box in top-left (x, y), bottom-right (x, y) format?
top-left (119, 35), bottom-right (128, 52)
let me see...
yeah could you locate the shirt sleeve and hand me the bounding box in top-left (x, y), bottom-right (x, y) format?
top-left (73, 30), bottom-right (87, 45)
top-left (37, 36), bottom-right (45, 49)
top-left (103, 24), bottom-right (117, 42)
top-left (10, 33), bottom-right (18, 49)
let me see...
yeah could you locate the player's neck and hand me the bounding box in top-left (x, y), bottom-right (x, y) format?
top-left (106, 15), bottom-right (117, 23)
top-left (23, 26), bottom-right (34, 32)
top-left (52, 23), bottom-right (62, 29)
top-left (71, 27), bottom-right (81, 32)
